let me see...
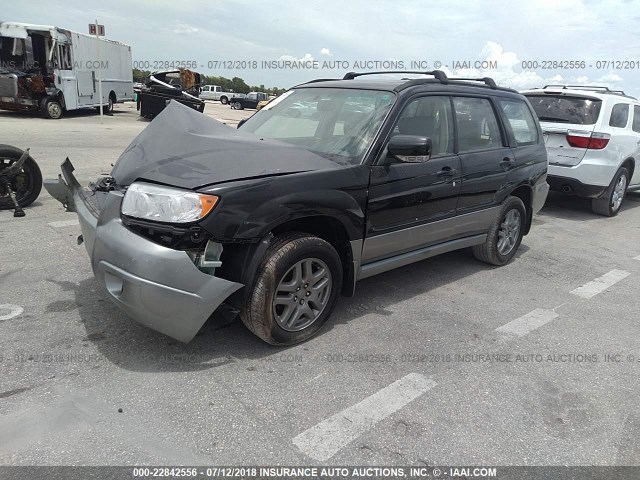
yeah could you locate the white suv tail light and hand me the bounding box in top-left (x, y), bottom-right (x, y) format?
top-left (566, 130), bottom-right (610, 150)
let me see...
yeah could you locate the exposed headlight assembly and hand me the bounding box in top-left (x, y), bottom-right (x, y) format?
top-left (121, 182), bottom-right (218, 223)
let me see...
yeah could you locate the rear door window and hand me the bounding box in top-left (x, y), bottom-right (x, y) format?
top-left (453, 97), bottom-right (504, 152)
top-left (609, 103), bottom-right (630, 128)
top-left (525, 95), bottom-right (601, 125)
top-left (499, 99), bottom-right (539, 146)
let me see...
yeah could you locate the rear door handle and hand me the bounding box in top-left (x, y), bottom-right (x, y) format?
top-left (500, 157), bottom-right (515, 169)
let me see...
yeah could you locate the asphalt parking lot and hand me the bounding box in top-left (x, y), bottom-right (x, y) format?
top-left (1, 101), bottom-right (640, 466)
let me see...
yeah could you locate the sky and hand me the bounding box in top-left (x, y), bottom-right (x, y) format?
top-left (4, 0), bottom-right (640, 96)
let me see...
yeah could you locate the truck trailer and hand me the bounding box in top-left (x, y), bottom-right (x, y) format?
top-left (0, 22), bottom-right (133, 119)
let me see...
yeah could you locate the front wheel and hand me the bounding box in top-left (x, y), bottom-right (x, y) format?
top-left (240, 233), bottom-right (343, 345)
top-left (592, 167), bottom-right (628, 217)
top-left (43, 97), bottom-right (63, 119)
top-left (233, 102), bottom-right (243, 110)
top-left (473, 196), bottom-right (526, 266)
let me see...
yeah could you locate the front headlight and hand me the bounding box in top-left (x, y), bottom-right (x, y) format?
top-left (121, 182), bottom-right (219, 223)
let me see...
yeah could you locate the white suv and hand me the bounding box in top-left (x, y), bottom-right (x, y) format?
top-left (522, 85), bottom-right (640, 216)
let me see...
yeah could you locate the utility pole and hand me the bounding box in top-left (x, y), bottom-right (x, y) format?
top-left (95, 19), bottom-right (103, 123)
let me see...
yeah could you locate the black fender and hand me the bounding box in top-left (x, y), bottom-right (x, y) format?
top-left (234, 189), bottom-right (366, 241)
top-left (198, 166), bottom-right (371, 243)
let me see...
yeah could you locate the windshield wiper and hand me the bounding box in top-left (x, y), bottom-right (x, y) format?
top-left (311, 151), bottom-right (353, 166)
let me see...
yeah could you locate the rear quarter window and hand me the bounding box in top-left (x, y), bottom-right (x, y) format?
top-left (499, 99), bottom-right (539, 146)
top-left (526, 95), bottom-right (602, 125)
top-left (633, 105), bottom-right (640, 133)
top-left (609, 103), bottom-right (630, 128)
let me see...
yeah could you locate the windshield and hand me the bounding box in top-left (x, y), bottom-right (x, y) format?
top-left (240, 87), bottom-right (396, 165)
top-left (0, 36), bottom-right (34, 72)
top-left (525, 94), bottom-right (602, 125)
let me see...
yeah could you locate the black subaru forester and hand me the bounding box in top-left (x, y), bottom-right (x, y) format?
top-left (46, 71), bottom-right (549, 345)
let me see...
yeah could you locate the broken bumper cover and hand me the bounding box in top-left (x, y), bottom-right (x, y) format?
top-left (45, 159), bottom-right (243, 343)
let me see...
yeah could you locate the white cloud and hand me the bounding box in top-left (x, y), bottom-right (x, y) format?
top-left (480, 41), bottom-right (519, 68)
top-left (444, 41), bottom-right (631, 92)
top-left (320, 47), bottom-right (333, 56)
top-left (279, 53), bottom-right (315, 62)
top-left (173, 22), bottom-right (199, 34)
top-left (597, 72), bottom-right (623, 83)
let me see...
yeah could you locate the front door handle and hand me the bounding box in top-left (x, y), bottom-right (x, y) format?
top-left (500, 157), bottom-right (515, 170)
top-left (437, 167), bottom-right (457, 178)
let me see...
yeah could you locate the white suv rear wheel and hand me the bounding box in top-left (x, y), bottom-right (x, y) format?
top-left (592, 167), bottom-right (628, 217)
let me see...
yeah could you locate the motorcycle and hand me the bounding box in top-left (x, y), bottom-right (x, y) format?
top-left (0, 145), bottom-right (42, 217)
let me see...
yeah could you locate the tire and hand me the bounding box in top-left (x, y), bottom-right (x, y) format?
top-left (0, 145), bottom-right (42, 209)
top-left (220, 96), bottom-right (228, 105)
top-left (240, 232), bottom-right (343, 345)
top-left (233, 102), bottom-right (243, 110)
top-left (591, 167), bottom-right (628, 217)
top-left (95, 94), bottom-right (114, 114)
top-left (472, 196), bottom-right (526, 266)
top-left (43, 97), bottom-right (63, 119)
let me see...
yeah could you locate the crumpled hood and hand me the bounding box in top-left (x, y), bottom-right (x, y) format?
top-left (111, 101), bottom-right (339, 189)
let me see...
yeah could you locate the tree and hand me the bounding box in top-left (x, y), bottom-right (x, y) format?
top-left (132, 68), bottom-right (151, 82)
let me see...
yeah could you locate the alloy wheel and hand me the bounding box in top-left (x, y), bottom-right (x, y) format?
top-left (497, 209), bottom-right (521, 256)
top-left (611, 174), bottom-right (626, 211)
top-left (273, 258), bottom-right (332, 331)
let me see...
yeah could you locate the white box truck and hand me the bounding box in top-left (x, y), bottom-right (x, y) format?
top-left (0, 22), bottom-right (133, 119)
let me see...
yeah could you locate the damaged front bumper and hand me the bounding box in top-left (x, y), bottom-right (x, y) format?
top-left (44, 159), bottom-right (243, 342)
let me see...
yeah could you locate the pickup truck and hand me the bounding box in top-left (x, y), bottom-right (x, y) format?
top-left (230, 92), bottom-right (268, 110)
top-left (199, 85), bottom-right (239, 104)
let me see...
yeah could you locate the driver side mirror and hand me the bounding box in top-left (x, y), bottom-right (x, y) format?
top-left (387, 135), bottom-right (432, 162)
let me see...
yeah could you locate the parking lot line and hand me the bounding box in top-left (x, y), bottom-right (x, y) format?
top-left (292, 373), bottom-right (436, 461)
top-left (48, 219), bottom-right (80, 228)
top-left (570, 269), bottom-right (631, 299)
top-left (0, 304), bottom-right (24, 321)
top-left (495, 308), bottom-right (559, 337)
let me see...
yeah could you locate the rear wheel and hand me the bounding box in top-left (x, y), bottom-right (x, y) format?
top-left (473, 196), bottom-right (526, 266)
top-left (592, 167), bottom-right (628, 217)
top-left (240, 233), bottom-right (343, 345)
top-left (0, 145), bottom-right (42, 209)
top-left (220, 96), bottom-right (229, 105)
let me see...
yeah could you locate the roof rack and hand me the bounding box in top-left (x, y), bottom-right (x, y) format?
top-left (341, 70), bottom-right (499, 89)
top-left (541, 85), bottom-right (633, 98)
top-left (342, 70), bottom-right (449, 82)
top-left (450, 76), bottom-right (497, 89)
top-left (301, 78), bottom-right (342, 84)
